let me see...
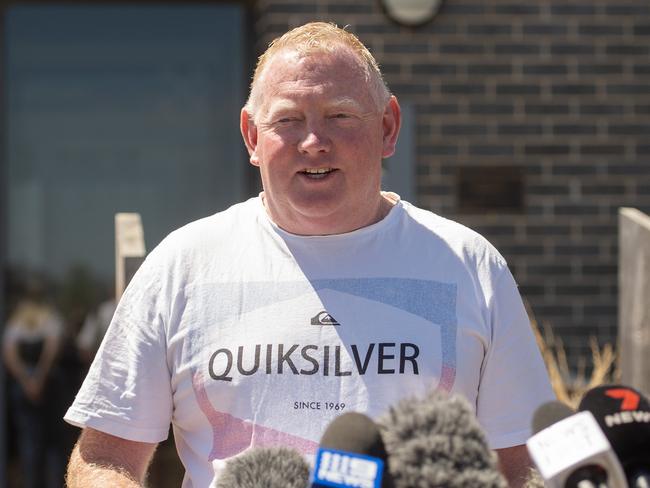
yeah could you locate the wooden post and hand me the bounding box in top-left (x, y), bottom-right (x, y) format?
top-left (618, 208), bottom-right (650, 396)
top-left (115, 213), bottom-right (146, 300)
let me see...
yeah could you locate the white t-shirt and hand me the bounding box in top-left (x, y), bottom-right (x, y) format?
top-left (65, 195), bottom-right (554, 487)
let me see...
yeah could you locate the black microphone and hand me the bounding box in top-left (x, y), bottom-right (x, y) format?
top-left (377, 390), bottom-right (507, 488)
top-left (531, 400), bottom-right (575, 435)
top-left (215, 446), bottom-right (311, 488)
top-left (527, 400), bottom-right (627, 488)
top-left (579, 384), bottom-right (650, 488)
top-left (311, 411), bottom-right (394, 488)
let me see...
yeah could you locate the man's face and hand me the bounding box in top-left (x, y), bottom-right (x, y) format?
top-left (241, 47), bottom-right (400, 235)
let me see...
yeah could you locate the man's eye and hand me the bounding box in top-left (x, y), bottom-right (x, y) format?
top-left (332, 113), bottom-right (350, 119)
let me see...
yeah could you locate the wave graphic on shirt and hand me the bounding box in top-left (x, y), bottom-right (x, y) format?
top-left (308, 278), bottom-right (457, 391)
top-left (192, 370), bottom-right (318, 460)
top-left (190, 277), bottom-right (457, 459)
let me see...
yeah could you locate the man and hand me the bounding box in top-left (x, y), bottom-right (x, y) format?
top-left (65, 22), bottom-right (554, 487)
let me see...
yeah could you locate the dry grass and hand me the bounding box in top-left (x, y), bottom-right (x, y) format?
top-left (523, 309), bottom-right (620, 487)
top-left (529, 311), bottom-right (620, 409)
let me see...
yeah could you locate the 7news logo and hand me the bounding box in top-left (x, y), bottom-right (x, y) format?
top-left (603, 386), bottom-right (650, 427)
top-left (605, 388), bottom-right (640, 411)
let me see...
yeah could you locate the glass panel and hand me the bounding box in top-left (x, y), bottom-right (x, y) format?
top-left (3, 5), bottom-right (247, 486)
top-left (7, 4), bottom-right (247, 287)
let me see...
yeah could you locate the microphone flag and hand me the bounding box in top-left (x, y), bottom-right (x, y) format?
top-left (312, 447), bottom-right (384, 488)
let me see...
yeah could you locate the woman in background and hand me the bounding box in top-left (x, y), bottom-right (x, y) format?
top-left (3, 283), bottom-right (64, 488)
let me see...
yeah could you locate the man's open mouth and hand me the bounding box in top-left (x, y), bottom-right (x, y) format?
top-left (300, 168), bottom-right (337, 179)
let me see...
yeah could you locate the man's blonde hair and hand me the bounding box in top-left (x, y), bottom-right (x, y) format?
top-left (245, 22), bottom-right (390, 120)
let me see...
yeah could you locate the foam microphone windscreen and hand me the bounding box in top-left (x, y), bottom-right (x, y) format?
top-left (312, 411), bottom-right (394, 488)
top-left (522, 468), bottom-right (546, 488)
top-left (377, 390), bottom-right (508, 488)
top-left (215, 447), bottom-right (311, 488)
top-left (531, 400), bottom-right (575, 434)
top-left (579, 384), bottom-right (650, 484)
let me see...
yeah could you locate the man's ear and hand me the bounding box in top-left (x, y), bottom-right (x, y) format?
top-left (381, 96), bottom-right (401, 159)
top-left (240, 108), bottom-right (260, 167)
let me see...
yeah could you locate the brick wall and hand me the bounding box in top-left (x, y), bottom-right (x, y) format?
top-left (252, 0), bottom-right (650, 368)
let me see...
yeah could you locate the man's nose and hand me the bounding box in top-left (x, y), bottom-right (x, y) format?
top-left (298, 124), bottom-right (331, 154)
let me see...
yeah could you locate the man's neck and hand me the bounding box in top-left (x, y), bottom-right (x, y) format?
top-left (262, 192), bottom-right (397, 236)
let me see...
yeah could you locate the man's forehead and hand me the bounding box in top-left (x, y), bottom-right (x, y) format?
top-left (261, 46), bottom-right (366, 84)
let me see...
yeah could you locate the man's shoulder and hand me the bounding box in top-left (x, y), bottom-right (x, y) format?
top-left (398, 201), bottom-right (508, 274)
top-left (166, 197), bottom-right (260, 243)
top-left (401, 202), bottom-right (497, 249)
top-left (144, 197), bottom-right (262, 265)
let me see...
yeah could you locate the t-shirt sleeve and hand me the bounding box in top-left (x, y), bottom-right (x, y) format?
top-left (476, 266), bottom-right (556, 449)
top-left (64, 247), bottom-right (173, 443)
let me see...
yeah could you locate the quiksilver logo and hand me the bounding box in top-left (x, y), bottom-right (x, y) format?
top-left (207, 342), bottom-right (420, 382)
top-left (311, 311), bottom-right (340, 326)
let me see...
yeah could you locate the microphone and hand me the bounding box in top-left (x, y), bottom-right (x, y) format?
top-left (531, 400), bottom-right (575, 435)
top-left (527, 401), bottom-right (575, 488)
top-left (311, 411), bottom-right (394, 488)
top-left (579, 384), bottom-right (650, 488)
top-left (526, 401), bottom-right (628, 488)
top-left (215, 446), bottom-right (311, 488)
top-left (377, 390), bottom-right (507, 488)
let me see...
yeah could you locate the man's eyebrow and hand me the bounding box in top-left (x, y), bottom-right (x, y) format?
top-left (327, 97), bottom-right (364, 111)
top-left (266, 100), bottom-right (299, 115)
top-left (263, 97), bottom-right (368, 120)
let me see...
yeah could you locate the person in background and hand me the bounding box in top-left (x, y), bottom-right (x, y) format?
top-left (3, 280), bottom-right (65, 488)
top-left (76, 296), bottom-right (116, 365)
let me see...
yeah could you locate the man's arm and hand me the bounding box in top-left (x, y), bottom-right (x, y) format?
top-left (496, 445), bottom-right (533, 488)
top-left (66, 427), bottom-right (158, 488)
